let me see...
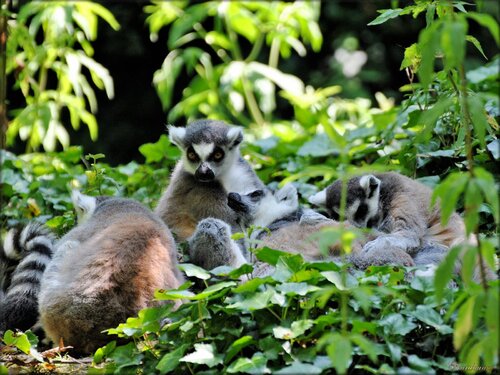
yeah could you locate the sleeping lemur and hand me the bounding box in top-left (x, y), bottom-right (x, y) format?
top-left (38, 191), bottom-right (184, 354)
top-left (155, 120), bottom-right (265, 243)
top-left (0, 223), bottom-right (54, 332)
top-left (308, 172), bottom-right (497, 280)
top-left (188, 184), bottom-right (415, 278)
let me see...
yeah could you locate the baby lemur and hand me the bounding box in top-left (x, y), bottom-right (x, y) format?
top-left (308, 172), bottom-right (497, 279)
top-left (189, 184), bottom-right (415, 277)
top-left (155, 120), bottom-right (265, 242)
top-left (38, 191), bottom-right (184, 353)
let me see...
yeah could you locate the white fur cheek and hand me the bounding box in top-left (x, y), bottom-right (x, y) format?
top-left (181, 155), bottom-right (198, 175)
top-left (308, 190), bottom-right (327, 206)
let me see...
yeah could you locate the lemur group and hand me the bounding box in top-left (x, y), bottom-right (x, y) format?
top-left (0, 120), bottom-right (496, 354)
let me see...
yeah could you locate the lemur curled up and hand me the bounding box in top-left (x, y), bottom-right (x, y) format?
top-left (308, 172), bottom-right (497, 280)
top-left (155, 120), bottom-right (265, 243)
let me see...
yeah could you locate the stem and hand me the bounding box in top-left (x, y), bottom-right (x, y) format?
top-left (0, 0), bottom-right (8, 150)
top-left (268, 38), bottom-right (280, 69)
top-left (457, 64), bottom-right (488, 291)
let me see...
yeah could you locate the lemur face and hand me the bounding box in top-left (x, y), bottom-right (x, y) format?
top-left (228, 184), bottom-right (299, 228)
top-left (168, 121), bottom-right (243, 183)
top-left (309, 175), bottom-right (381, 228)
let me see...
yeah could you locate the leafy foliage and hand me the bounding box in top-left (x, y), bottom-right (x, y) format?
top-left (1, 0), bottom-right (499, 374)
top-left (5, 2), bottom-right (119, 151)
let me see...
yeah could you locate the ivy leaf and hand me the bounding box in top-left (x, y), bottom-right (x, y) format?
top-left (225, 336), bottom-right (255, 364)
top-left (227, 352), bottom-right (270, 374)
top-left (180, 343), bottom-right (223, 367)
top-left (409, 305), bottom-right (453, 334)
top-left (378, 313), bottom-right (417, 336)
top-left (156, 344), bottom-right (189, 374)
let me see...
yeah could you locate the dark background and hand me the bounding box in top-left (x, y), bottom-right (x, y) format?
top-left (6, 1), bottom-right (499, 165)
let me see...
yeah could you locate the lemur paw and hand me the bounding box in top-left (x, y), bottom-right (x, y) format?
top-left (362, 235), bottom-right (408, 254)
top-left (299, 209), bottom-right (331, 226)
top-left (188, 218), bottom-right (246, 270)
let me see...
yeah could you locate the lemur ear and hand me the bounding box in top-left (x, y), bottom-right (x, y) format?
top-left (359, 175), bottom-right (381, 197)
top-left (168, 125), bottom-right (186, 148)
top-left (275, 183), bottom-right (298, 206)
top-left (308, 189), bottom-right (327, 207)
top-left (71, 190), bottom-right (97, 223)
top-left (226, 127), bottom-right (243, 148)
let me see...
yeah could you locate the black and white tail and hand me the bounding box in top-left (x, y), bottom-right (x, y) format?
top-left (0, 222), bottom-right (54, 332)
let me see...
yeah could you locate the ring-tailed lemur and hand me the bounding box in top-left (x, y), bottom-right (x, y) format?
top-left (308, 172), bottom-right (497, 280)
top-left (38, 191), bottom-right (184, 354)
top-left (0, 223), bottom-right (54, 332)
top-left (188, 184), bottom-right (415, 278)
top-left (155, 120), bottom-right (265, 243)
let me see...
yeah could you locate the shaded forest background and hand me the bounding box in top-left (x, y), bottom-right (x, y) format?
top-left (5, 1), bottom-right (497, 164)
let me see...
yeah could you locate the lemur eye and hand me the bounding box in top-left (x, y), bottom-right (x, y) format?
top-left (187, 147), bottom-right (199, 162)
top-left (249, 190), bottom-right (264, 198)
top-left (212, 148), bottom-right (225, 162)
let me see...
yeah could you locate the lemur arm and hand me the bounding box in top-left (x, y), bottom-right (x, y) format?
top-left (363, 196), bottom-right (427, 256)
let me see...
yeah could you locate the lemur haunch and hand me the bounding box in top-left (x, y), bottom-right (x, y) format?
top-left (155, 120), bottom-right (265, 242)
top-left (308, 172), bottom-right (497, 279)
top-left (0, 223), bottom-right (54, 332)
top-left (189, 184), bottom-right (415, 278)
top-left (38, 191), bottom-right (184, 354)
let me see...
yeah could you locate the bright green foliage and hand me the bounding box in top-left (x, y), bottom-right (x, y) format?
top-left (1, 0), bottom-right (499, 373)
top-left (5, 2), bottom-right (119, 151)
top-left (86, 251), bottom-right (497, 374)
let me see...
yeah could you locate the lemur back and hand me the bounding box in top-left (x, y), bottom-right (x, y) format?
top-left (0, 223), bottom-right (54, 332)
top-left (39, 192), bottom-right (184, 354)
top-left (155, 120), bottom-right (265, 242)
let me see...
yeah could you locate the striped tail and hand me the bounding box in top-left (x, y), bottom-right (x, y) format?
top-left (0, 222), bottom-right (54, 332)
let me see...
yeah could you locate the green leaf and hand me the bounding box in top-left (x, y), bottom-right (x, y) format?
top-left (463, 180), bottom-right (481, 234)
top-left (275, 361), bottom-right (322, 374)
top-left (3, 331), bottom-right (31, 354)
top-left (273, 320), bottom-right (314, 340)
top-left (434, 245), bottom-right (462, 302)
top-left (156, 344), bottom-right (189, 374)
top-left (409, 305), bottom-right (453, 334)
top-left (417, 20), bottom-right (441, 87)
top-left (466, 35), bottom-right (488, 60)
top-left (467, 94), bottom-right (489, 149)
top-left (466, 12), bottom-right (499, 46)
top-left (139, 134), bottom-right (180, 164)
top-left (368, 9), bottom-right (403, 26)
top-left (454, 296), bottom-right (477, 350)
top-left (350, 334), bottom-right (379, 363)
top-left (178, 263), bottom-right (211, 280)
top-left (416, 96), bottom-right (454, 142)
top-left (474, 168), bottom-right (499, 224)
top-left (180, 343), bottom-right (223, 367)
top-left (441, 17), bottom-right (467, 70)
top-left (324, 334), bottom-right (352, 374)
top-left (225, 336), bottom-right (255, 364)
top-left (227, 352), bottom-right (269, 374)
top-left (400, 43), bottom-right (420, 71)
top-left (378, 313), bottom-right (417, 336)
top-left (432, 172), bottom-right (468, 226)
